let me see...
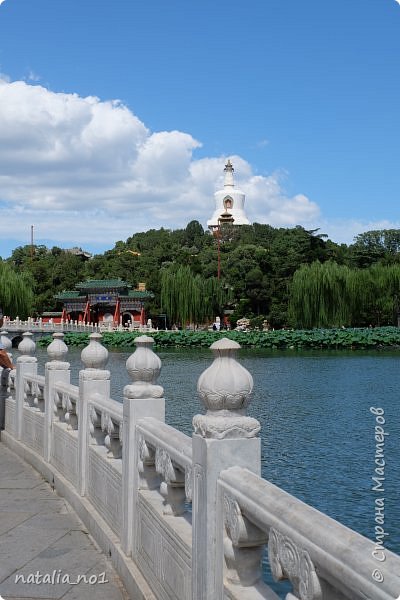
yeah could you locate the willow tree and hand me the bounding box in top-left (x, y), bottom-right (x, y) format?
top-left (289, 261), bottom-right (353, 328)
top-left (161, 265), bottom-right (225, 326)
top-left (0, 261), bottom-right (34, 318)
top-left (346, 265), bottom-right (393, 326)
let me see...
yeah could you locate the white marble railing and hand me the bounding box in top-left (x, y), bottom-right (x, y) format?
top-left (2, 318), bottom-right (155, 333)
top-left (137, 417), bottom-right (193, 513)
top-left (24, 373), bottom-right (45, 411)
top-left (53, 381), bottom-right (79, 428)
top-left (89, 392), bottom-right (123, 458)
top-left (218, 466), bottom-right (400, 600)
top-left (0, 329), bottom-right (399, 600)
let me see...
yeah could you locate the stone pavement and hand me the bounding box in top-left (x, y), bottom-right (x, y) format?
top-left (0, 443), bottom-right (130, 600)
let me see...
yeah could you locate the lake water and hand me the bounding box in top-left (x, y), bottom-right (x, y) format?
top-left (35, 345), bottom-right (400, 566)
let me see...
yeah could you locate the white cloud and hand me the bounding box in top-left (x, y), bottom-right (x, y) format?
top-left (0, 77), bottom-right (324, 254)
top-left (317, 219), bottom-right (400, 245)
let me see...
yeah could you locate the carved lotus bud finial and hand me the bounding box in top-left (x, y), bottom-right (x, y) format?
top-left (124, 335), bottom-right (163, 399)
top-left (197, 338), bottom-right (253, 411)
top-left (193, 338), bottom-right (260, 439)
top-left (126, 336), bottom-right (161, 383)
top-left (18, 331), bottom-right (36, 356)
top-left (47, 332), bottom-right (69, 362)
top-left (0, 331), bottom-right (12, 351)
top-left (81, 333), bottom-right (108, 369)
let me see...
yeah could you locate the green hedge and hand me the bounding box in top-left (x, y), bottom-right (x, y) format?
top-left (36, 327), bottom-right (400, 350)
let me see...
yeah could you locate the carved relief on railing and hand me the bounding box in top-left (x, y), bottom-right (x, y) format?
top-left (184, 465), bottom-right (193, 502)
top-left (53, 389), bottom-right (65, 422)
top-left (137, 433), bottom-right (159, 490)
top-left (62, 391), bottom-right (78, 430)
top-left (136, 419), bottom-right (193, 517)
top-left (155, 446), bottom-right (186, 516)
top-left (6, 369), bottom-right (16, 401)
top-left (24, 376), bottom-right (45, 412)
top-left (89, 401), bottom-right (123, 459)
top-left (223, 493), bottom-right (268, 587)
top-left (103, 410), bottom-right (123, 459)
top-left (268, 528), bottom-right (322, 600)
top-left (89, 404), bottom-right (104, 445)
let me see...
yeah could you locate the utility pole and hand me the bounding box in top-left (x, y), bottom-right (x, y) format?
top-left (30, 225), bottom-right (34, 261)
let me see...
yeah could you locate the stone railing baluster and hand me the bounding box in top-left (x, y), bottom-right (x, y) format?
top-left (137, 433), bottom-right (159, 490)
top-left (191, 338), bottom-right (261, 600)
top-left (16, 332), bottom-right (37, 440)
top-left (122, 335), bottom-right (165, 557)
top-left (78, 332), bottom-right (110, 496)
top-left (223, 493), bottom-right (267, 587)
top-left (44, 332), bottom-right (70, 462)
top-left (155, 447), bottom-right (186, 516)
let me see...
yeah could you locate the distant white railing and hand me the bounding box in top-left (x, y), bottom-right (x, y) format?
top-left (0, 330), bottom-right (399, 600)
top-left (2, 317), bottom-right (156, 334)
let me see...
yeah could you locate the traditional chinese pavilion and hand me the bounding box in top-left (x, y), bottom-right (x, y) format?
top-left (55, 279), bottom-right (153, 325)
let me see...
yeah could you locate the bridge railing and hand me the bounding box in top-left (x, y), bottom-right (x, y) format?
top-left (0, 331), bottom-right (399, 600)
top-left (2, 317), bottom-right (156, 334)
top-left (218, 466), bottom-right (400, 600)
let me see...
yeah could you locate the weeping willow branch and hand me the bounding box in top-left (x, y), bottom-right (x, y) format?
top-left (161, 265), bottom-right (226, 325)
top-left (289, 261), bottom-right (400, 328)
top-left (0, 261), bottom-right (34, 318)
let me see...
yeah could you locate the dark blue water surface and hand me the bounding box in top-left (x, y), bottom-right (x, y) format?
top-left (36, 346), bottom-right (400, 560)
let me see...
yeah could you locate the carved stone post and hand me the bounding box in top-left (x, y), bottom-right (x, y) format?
top-left (16, 332), bottom-right (37, 440)
top-left (121, 335), bottom-right (165, 557)
top-left (78, 333), bottom-right (110, 496)
top-left (44, 332), bottom-right (70, 462)
top-left (191, 338), bottom-right (261, 600)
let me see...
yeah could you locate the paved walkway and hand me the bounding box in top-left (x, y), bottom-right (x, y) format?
top-left (0, 443), bottom-right (130, 600)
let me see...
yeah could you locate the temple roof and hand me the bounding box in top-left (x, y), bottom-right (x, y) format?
top-left (55, 291), bottom-right (84, 300)
top-left (127, 290), bottom-right (154, 299)
top-left (76, 279), bottom-right (131, 290)
top-left (55, 284), bottom-right (153, 301)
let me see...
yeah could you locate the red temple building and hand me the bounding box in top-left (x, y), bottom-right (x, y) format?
top-left (55, 279), bottom-right (153, 326)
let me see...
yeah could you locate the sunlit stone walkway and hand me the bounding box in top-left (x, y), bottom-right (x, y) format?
top-left (0, 443), bottom-right (129, 600)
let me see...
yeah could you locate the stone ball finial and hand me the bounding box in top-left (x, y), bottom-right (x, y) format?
top-left (0, 331), bottom-right (12, 351)
top-left (126, 336), bottom-right (161, 383)
top-left (124, 335), bottom-right (164, 399)
top-left (194, 338), bottom-right (260, 439)
top-left (197, 338), bottom-right (253, 412)
top-left (81, 333), bottom-right (108, 369)
top-left (47, 332), bottom-right (69, 362)
top-left (18, 331), bottom-right (36, 356)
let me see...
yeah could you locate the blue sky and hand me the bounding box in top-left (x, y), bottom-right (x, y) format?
top-left (0, 0), bottom-right (399, 257)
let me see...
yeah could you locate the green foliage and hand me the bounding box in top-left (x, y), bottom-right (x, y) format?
top-left (160, 264), bottom-right (225, 325)
top-left (290, 261), bottom-right (400, 328)
top-left (8, 225), bottom-right (400, 329)
top-left (37, 326), bottom-right (400, 350)
top-left (0, 261), bottom-right (34, 318)
top-left (289, 261), bottom-right (352, 328)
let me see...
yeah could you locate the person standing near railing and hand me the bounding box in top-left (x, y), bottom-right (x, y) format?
top-left (0, 342), bottom-right (15, 430)
top-left (0, 342), bottom-right (15, 370)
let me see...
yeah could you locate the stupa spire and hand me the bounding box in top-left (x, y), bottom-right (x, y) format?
top-left (224, 159), bottom-right (235, 188)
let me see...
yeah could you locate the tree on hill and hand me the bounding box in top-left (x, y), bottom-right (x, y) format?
top-left (0, 261), bottom-right (34, 319)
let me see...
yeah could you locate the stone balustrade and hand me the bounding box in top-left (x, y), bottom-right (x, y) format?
top-left (2, 317), bottom-right (156, 334)
top-left (0, 330), bottom-right (399, 600)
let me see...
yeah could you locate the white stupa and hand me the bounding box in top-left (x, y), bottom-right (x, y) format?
top-left (207, 160), bottom-right (251, 229)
